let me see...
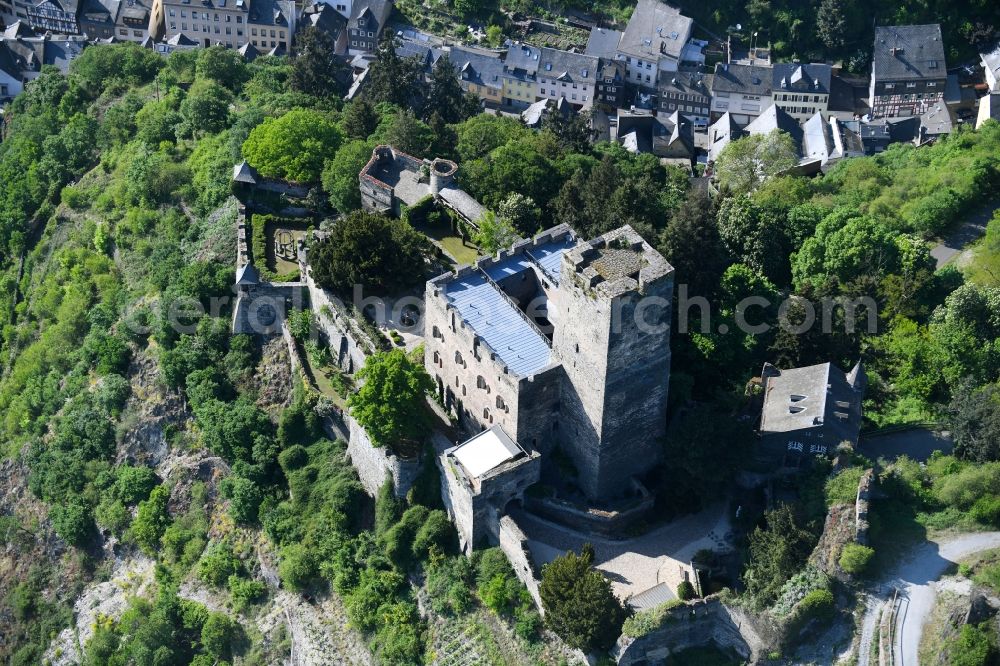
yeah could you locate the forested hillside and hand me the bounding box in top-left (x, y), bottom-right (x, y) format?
top-left (0, 33), bottom-right (999, 664)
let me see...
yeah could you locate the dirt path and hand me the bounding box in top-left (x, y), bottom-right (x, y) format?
top-left (855, 532), bottom-right (1000, 666)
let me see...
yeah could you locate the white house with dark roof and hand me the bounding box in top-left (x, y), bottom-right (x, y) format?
top-left (614, 0), bottom-right (692, 90)
top-left (771, 63), bottom-right (832, 121)
top-left (710, 62), bottom-right (772, 124)
top-left (535, 46), bottom-right (599, 108)
top-left (869, 24), bottom-right (947, 119)
top-left (501, 42), bottom-right (541, 109)
top-left (0, 42), bottom-right (23, 98)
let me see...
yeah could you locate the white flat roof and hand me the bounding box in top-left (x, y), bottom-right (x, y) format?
top-left (452, 425), bottom-right (522, 478)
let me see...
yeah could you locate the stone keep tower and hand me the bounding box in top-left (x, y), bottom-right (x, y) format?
top-left (551, 225), bottom-right (674, 501)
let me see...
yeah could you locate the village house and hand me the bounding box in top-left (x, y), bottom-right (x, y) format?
top-left (616, 108), bottom-right (694, 160)
top-left (771, 62), bottom-right (831, 122)
top-left (0, 23), bottom-right (87, 92)
top-left (345, 0), bottom-right (390, 55)
top-left (869, 24), bottom-right (946, 119)
top-left (710, 62), bottom-right (772, 124)
top-left (594, 57), bottom-right (626, 109)
top-left (79, 0), bottom-right (155, 42)
top-left (501, 42), bottom-right (540, 109)
top-left (449, 46), bottom-right (503, 107)
top-left (150, 0), bottom-right (295, 52)
top-left (614, 0), bottom-right (692, 91)
top-left (299, 1), bottom-right (347, 54)
top-left (757, 361), bottom-right (866, 469)
top-left (536, 46), bottom-right (599, 109)
top-left (656, 69), bottom-right (711, 124)
top-left (0, 0), bottom-right (79, 34)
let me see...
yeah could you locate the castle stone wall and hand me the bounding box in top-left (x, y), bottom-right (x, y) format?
top-left (347, 417), bottom-right (422, 499)
top-left (614, 596), bottom-right (778, 665)
top-left (498, 514), bottom-right (543, 610)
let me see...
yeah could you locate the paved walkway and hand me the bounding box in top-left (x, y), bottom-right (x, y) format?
top-left (931, 199), bottom-right (998, 268)
top-left (856, 532), bottom-right (1000, 666)
top-left (859, 427), bottom-right (953, 463)
top-left (513, 501), bottom-right (731, 601)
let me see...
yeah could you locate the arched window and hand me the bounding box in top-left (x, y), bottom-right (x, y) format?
top-left (483, 407), bottom-right (492, 423)
top-left (496, 396), bottom-right (505, 410)
top-left (432, 325), bottom-right (441, 339)
top-left (476, 375), bottom-right (486, 390)
top-left (432, 351), bottom-right (440, 365)
top-left (455, 351), bottom-right (463, 365)
top-left (462, 384), bottom-right (467, 396)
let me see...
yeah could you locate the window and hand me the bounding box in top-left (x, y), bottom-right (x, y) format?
top-left (455, 351), bottom-right (463, 365)
top-left (225, 26), bottom-right (230, 34)
top-left (433, 351), bottom-right (440, 365)
top-left (119, 27), bottom-right (127, 34)
top-left (236, 15), bottom-right (241, 22)
top-left (168, 8), bottom-right (174, 15)
top-left (906, 82), bottom-right (917, 88)
top-left (169, 20), bottom-right (175, 28)
top-left (496, 396), bottom-right (505, 410)
top-left (225, 14), bottom-right (230, 21)
top-left (251, 27), bottom-right (256, 34)
top-left (483, 407), bottom-right (491, 422)
top-left (885, 83), bottom-right (895, 89)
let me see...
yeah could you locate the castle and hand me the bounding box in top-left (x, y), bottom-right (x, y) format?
top-left (424, 223), bottom-right (675, 551)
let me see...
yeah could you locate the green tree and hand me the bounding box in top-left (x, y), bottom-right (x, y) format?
top-left (321, 140), bottom-right (375, 212)
top-left (131, 485), bottom-right (171, 555)
top-left (291, 26), bottom-right (349, 98)
top-left (472, 210), bottom-right (520, 254)
top-left (742, 504), bottom-right (816, 607)
top-left (195, 46), bottom-right (249, 90)
top-left (179, 80), bottom-right (233, 137)
top-left (342, 98), bottom-right (381, 140)
top-left (425, 56), bottom-right (467, 124)
top-left (496, 193), bottom-right (541, 236)
top-left (949, 382), bottom-right (1000, 462)
top-left (791, 211), bottom-right (903, 289)
top-left (365, 35), bottom-right (426, 113)
top-left (816, 0), bottom-right (848, 50)
top-left (135, 100), bottom-right (183, 146)
top-left (539, 546), bottom-right (628, 653)
top-left (308, 210), bottom-right (427, 294)
top-left (242, 108), bottom-right (343, 182)
top-left (201, 612), bottom-right (237, 660)
top-left (384, 109), bottom-right (434, 156)
top-left (348, 349), bottom-right (434, 450)
top-left (658, 188), bottom-right (729, 298)
top-left (715, 130), bottom-right (799, 195)
top-left (51, 500), bottom-right (93, 547)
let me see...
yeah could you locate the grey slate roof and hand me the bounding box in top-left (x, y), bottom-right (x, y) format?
top-left (504, 42), bottom-right (541, 77)
top-left (236, 263), bottom-right (260, 285)
top-left (657, 69), bottom-right (711, 97)
top-left (760, 361), bottom-right (865, 445)
top-left (744, 104), bottom-right (802, 151)
top-left (0, 43), bottom-right (21, 81)
top-left (2, 22), bottom-right (36, 39)
top-left (712, 62), bottom-right (772, 96)
top-left (617, 0), bottom-right (692, 61)
top-left (449, 46), bottom-right (503, 90)
top-left (237, 42), bottom-right (260, 61)
top-left (439, 186), bottom-right (486, 225)
top-left (350, 0), bottom-right (391, 25)
top-left (772, 63), bottom-right (832, 95)
top-left (983, 43), bottom-right (1000, 88)
top-left (872, 24), bottom-right (946, 82)
top-left (396, 40), bottom-right (444, 69)
top-left (707, 111), bottom-right (741, 160)
top-left (584, 27), bottom-right (621, 58)
top-left (537, 46), bottom-right (598, 86)
top-left (628, 582), bottom-right (675, 610)
top-left (802, 112), bottom-right (835, 163)
top-left (302, 2), bottom-right (346, 39)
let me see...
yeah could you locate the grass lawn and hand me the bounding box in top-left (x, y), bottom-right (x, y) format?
top-left (266, 225), bottom-right (308, 276)
top-left (412, 218), bottom-right (480, 266)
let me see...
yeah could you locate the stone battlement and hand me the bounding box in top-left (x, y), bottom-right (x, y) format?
top-left (564, 224), bottom-right (673, 298)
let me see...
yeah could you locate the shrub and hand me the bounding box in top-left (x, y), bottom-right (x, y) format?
top-left (676, 580), bottom-right (696, 600)
top-left (198, 543), bottom-right (242, 587)
top-left (787, 588), bottom-right (835, 635)
top-left (201, 612), bottom-right (238, 659)
top-left (947, 623), bottom-right (997, 666)
top-left (113, 465), bottom-right (158, 505)
top-left (279, 543), bottom-right (318, 592)
top-left (50, 500), bottom-right (93, 547)
top-left (131, 485), bottom-right (171, 555)
top-left (839, 543), bottom-right (875, 575)
top-left (971, 496), bottom-right (1000, 526)
top-left (278, 444), bottom-right (309, 472)
top-left (228, 575), bottom-right (266, 612)
top-left (622, 600), bottom-right (685, 638)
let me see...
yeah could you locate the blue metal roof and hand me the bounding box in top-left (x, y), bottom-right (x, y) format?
top-left (444, 237), bottom-right (575, 377)
top-left (528, 238), bottom-right (575, 285)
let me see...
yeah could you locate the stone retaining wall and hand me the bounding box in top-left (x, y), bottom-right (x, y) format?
top-left (614, 595), bottom-right (778, 665)
top-left (346, 417), bottom-right (422, 499)
top-left (498, 515), bottom-right (543, 611)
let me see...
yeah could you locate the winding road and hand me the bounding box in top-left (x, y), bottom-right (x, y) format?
top-left (857, 532), bottom-right (1000, 666)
